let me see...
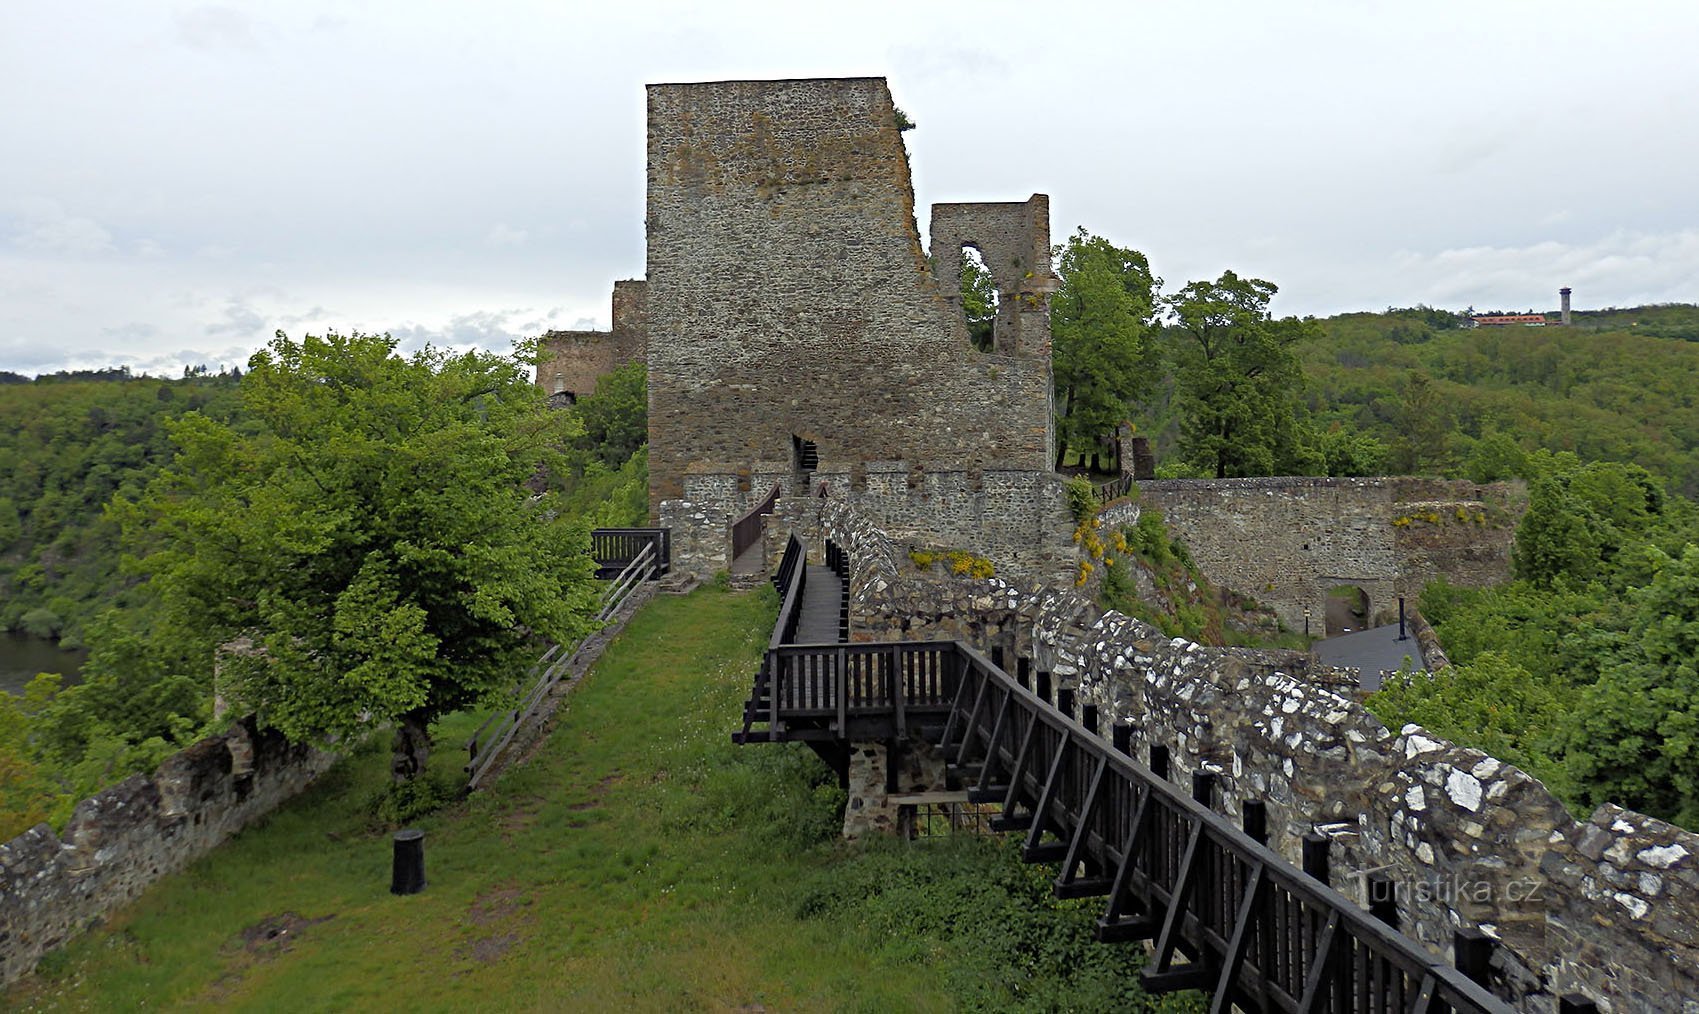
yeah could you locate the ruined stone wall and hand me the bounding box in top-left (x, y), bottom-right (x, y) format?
top-left (535, 279), bottom-right (647, 402)
top-left (801, 491), bottom-right (1698, 1011)
top-left (644, 77), bottom-right (1055, 518)
top-left (1137, 477), bottom-right (1525, 632)
top-left (667, 459), bottom-right (1074, 587)
top-left (0, 718), bottom-right (337, 985)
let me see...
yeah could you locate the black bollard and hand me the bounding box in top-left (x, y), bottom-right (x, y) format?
top-left (391, 828), bottom-right (426, 895)
top-left (1112, 722), bottom-right (1132, 755)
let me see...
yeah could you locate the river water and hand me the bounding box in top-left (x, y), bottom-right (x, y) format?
top-left (0, 632), bottom-right (86, 695)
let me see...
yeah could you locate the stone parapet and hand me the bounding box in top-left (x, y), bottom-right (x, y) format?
top-left (0, 717), bottom-right (336, 985)
top-left (810, 490), bottom-right (1698, 1010)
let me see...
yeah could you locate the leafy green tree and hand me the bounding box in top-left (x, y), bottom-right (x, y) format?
top-left (0, 677), bottom-right (68, 839)
top-left (116, 332), bottom-right (598, 780)
top-left (1314, 423), bottom-right (1387, 477)
top-left (1387, 372), bottom-right (1452, 474)
top-left (960, 252), bottom-right (998, 353)
top-left (1050, 229), bottom-right (1159, 471)
top-left (1369, 651), bottom-right (1572, 798)
top-left (573, 363), bottom-right (649, 469)
top-left (1565, 545), bottom-right (1699, 825)
top-left (1164, 270), bottom-right (1318, 477)
top-left (1462, 429), bottom-right (1528, 483)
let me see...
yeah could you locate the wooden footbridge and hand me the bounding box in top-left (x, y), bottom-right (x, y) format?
top-left (731, 534), bottom-right (1581, 1014)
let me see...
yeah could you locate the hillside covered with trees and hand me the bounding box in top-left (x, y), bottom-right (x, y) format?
top-left (1041, 235), bottom-right (1699, 828)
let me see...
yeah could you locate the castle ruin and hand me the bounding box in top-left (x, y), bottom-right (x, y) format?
top-left (642, 78), bottom-right (1075, 584)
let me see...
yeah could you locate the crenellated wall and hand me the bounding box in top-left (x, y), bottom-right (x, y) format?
top-left (795, 490), bottom-right (1699, 1011)
top-left (0, 718), bottom-right (336, 985)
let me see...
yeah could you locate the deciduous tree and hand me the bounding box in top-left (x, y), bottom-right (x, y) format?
top-left (1050, 229), bottom-right (1158, 471)
top-left (117, 332), bottom-right (597, 781)
top-left (1164, 270), bottom-right (1317, 478)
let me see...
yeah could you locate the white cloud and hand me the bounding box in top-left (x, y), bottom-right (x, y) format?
top-left (174, 6), bottom-right (263, 52)
top-left (1398, 230), bottom-right (1699, 312)
top-left (485, 223), bottom-right (529, 248)
top-left (7, 199), bottom-right (117, 257)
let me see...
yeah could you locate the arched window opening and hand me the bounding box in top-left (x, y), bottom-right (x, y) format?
top-left (960, 244), bottom-right (998, 353)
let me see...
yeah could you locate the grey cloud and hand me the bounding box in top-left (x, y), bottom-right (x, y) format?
top-left (205, 300), bottom-right (268, 338)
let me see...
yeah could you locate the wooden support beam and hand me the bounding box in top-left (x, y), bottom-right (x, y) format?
top-left (1023, 734), bottom-right (1075, 856)
top-left (1207, 863), bottom-right (1265, 1014)
top-left (1296, 909), bottom-right (1340, 1012)
top-left (953, 670), bottom-right (991, 767)
top-left (1096, 788), bottom-right (1155, 941)
top-left (1144, 820), bottom-right (1209, 992)
top-left (1411, 976), bottom-right (1437, 1014)
top-left (1053, 876), bottom-right (1112, 899)
top-left (974, 688), bottom-right (1014, 796)
top-left (1454, 927), bottom-right (1495, 987)
top-left (936, 653), bottom-right (972, 755)
top-left (999, 716), bottom-right (1041, 817)
top-left (1049, 754), bottom-right (1107, 888)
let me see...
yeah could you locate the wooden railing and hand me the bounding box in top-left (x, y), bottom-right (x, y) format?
top-left (731, 484), bottom-right (781, 562)
top-left (739, 635), bottom-right (1512, 1012)
top-left (591, 528), bottom-right (670, 579)
top-left (467, 532), bottom-right (667, 789)
top-left (1093, 474), bottom-right (1135, 504)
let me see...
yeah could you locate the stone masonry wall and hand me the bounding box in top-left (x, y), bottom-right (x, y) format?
top-left (535, 278), bottom-right (647, 402)
top-left (665, 459), bottom-right (1074, 587)
top-left (0, 717), bottom-right (337, 985)
top-left (1138, 477), bottom-right (1525, 632)
top-left (797, 490), bottom-right (1698, 1011)
top-left (644, 77), bottom-right (1056, 518)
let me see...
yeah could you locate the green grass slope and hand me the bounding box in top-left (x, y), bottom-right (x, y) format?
top-left (7, 587), bottom-right (1187, 1012)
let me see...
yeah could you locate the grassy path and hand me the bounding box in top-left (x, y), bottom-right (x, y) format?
top-left (9, 587), bottom-right (1182, 1012)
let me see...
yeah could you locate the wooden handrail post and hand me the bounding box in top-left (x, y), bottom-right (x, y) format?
top-left (890, 643), bottom-right (906, 740)
top-left (1241, 800), bottom-right (1268, 846)
top-left (1302, 831), bottom-right (1329, 885)
top-left (1454, 927), bottom-right (1494, 986)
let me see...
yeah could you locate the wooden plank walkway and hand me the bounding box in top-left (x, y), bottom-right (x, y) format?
top-left (793, 563), bottom-right (841, 644)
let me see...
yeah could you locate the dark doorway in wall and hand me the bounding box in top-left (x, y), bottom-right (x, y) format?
top-left (1325, 585), bottom-right (1370, 636)
top-left (792, 435), bottom-right (819, 486)
top-left (960, 244), bottom-right (998, 352)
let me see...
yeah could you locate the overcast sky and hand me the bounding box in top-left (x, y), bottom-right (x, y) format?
top-left (4, 1), bottom-right (1696, 377)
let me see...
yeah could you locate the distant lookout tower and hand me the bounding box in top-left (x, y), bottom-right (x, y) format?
top-left (1560, 287), bottom-right (1573, 326)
